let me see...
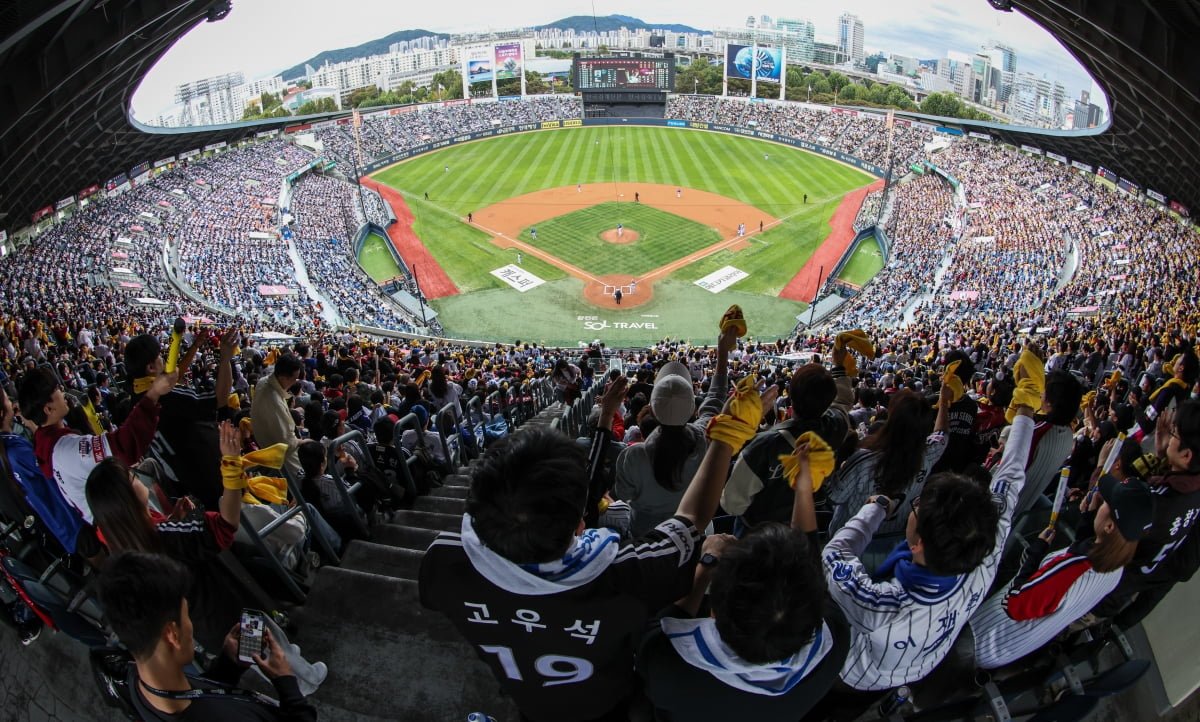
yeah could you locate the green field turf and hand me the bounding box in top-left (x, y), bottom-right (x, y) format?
top-left (357, 233), bottom-right (403, 282)
top-left (522, 203), bottom-right (721, 276)
top-left (431, 278), bottom-right (809, 348)
top-left (837, 237), bottom-right (885, 287)
top-left (372, 126), bottom-right (872, 344)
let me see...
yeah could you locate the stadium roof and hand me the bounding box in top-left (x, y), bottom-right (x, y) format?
top-left (1, 0), bottom-right (1199, 231)
top-left (966, 0), bottom-right (1200, 213)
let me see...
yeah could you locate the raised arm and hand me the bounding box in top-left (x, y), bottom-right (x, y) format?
top-left (584, 375), bottom-right (627, 528)
top-left (214, 329), bottom-right (239, 410)
top-left (216, 420), bottom-right (244, 531)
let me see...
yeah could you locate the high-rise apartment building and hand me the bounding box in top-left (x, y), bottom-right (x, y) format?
top-left (838, 13), bottom-right (865, 67)
top-left (774, 17), bottom-right (816, 63)
top-left (173, 71), bottom-right (244, 125)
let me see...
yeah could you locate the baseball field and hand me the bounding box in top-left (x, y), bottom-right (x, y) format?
top-left (367, 126), bottom-right (874, 347)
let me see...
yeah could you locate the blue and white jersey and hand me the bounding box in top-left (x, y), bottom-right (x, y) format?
top-left (823, 414), bottom-right (1032, 691)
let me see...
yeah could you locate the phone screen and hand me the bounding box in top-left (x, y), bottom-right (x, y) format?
top-left (237, 610), bottom-right (265, 664)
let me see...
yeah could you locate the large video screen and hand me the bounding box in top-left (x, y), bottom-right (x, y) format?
top-left (725, 44), bottom-right (783, 82)
top-left (574, 58), bottom-right (675, 91)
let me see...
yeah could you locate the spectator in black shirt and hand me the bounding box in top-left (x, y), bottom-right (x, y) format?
top-left (96, 552), bottom-right (317, 721)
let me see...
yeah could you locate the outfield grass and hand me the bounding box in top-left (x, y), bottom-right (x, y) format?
top-left (523, 203), bottom-right (721, 276)
top-left (837, 237), bottom-right (885, 287)
top-left (430, 278), bottom-right (808, 348)
top-left (357, 233), bottom-right (403, 282)
top-left (373, 126), bottom-right (872, 344)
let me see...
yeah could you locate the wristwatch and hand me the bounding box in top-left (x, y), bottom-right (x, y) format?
top-left (699, 553), bottom-right (720, 568)
top-left (871, 496), bottom-right (892, 512)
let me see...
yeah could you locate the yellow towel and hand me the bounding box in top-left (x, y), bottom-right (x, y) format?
top-left (221, 443), bottom-right (289, 491)
top-left (227, 393), bottom-right (241, 411)
top-left (719, 305), bottom-right (747, 338)
top-left (1104, 369), bottom-right (1122, 391)
top-left (778, 431), bottom-right (835, 491)
top-left (1006, 347), bottom-right (1046, 422)
top-left (243, 475), bottom-right (289, 505)
top-left (835, 329), bottom-right (875, 378)
top-left (705, 374), bottom-right (762, 453)
top-left (943, 360), bottom-right (964, 404)
top-left (1149, 377), bottom-right (1186, 403)
top-left (1080, 390), bottom-right (1096, 412)
top-left (82, 401), bottom-right (104, 436)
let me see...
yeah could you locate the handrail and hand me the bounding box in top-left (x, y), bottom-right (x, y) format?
top-left (388, 411), bottom-right (426, 499)
top-left (434, 402), bottom-right (463, 469)
top-left (320, 429), bottom-right (373, 537)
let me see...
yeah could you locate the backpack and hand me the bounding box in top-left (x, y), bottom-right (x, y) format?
top-left (401, 444), bottom-right (445, 496)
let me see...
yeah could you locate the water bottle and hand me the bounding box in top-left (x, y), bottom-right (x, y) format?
top-left (466, 714), bottom-right (497, 722)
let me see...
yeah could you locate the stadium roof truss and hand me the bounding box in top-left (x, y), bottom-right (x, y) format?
top-left (1, 0), bottom-right (1199, 229)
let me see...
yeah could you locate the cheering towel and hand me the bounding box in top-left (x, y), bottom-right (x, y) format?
top-left (779, 431), bottom-right (835, 491)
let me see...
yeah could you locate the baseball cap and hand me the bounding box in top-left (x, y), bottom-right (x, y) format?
top-left (651, 361), bottom-right (695, 426)
top-left (1097, 474), bottom-right (1154, 542)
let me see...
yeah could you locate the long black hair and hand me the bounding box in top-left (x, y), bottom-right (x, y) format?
top-left (861, 389), bottom-right (934, 496)
top-left (86, 458), bottom-right (161, 554)
top-left (651, 422), bottom-right (697, 492)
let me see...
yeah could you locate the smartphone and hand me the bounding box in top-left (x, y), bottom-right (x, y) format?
top-left (237, 609), bottom-right (266, 664)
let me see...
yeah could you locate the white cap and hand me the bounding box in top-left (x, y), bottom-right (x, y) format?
top-left (651, 361), bottom-right (696, 426)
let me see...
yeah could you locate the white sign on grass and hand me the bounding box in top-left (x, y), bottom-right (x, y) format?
top-left (694, 266), bottom-right (748, 293)
top-left (491, 265), bottom-right (545, 292)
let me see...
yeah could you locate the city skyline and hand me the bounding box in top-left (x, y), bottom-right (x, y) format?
top-left (133, 0), bottom-right (1102, 127)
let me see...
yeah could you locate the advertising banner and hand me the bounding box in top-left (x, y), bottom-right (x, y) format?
top-left (1020, 144), bottom-right (1043, 155)
top-left (56, 196), bottom-right (75, 210)
top-left (494, 42), bottom-right (523, 81)
top-left (1169, 200), bottom-right (1190, 217)
top-left (1071, 159), bottom-right (1093, 173)
top-left (0, 230), bottom-right (7, 244)
top-left (1096, 166), bottom-right (1117, 182)
top-left (31, 205), bottom-right (54, 224)
top-left (1117, 177), bottom-right (1140, 194)
top-left (153, 156), bottom-right (176, 168)
top-left (203, 141), bottom-right (227, 152)
top-left (725, 44), bottom-right (783, 81)
top-left (490, 265), bottom-right (545, 292)
top-left (105, 173), bottom-right (128, 191)
top-left (1046, 152), bottom-right (1068, 164)
top-left (1146, 188), bottom-right (1167, 204)
top-left (179, 148), bottom-right (200, 160)
top-left (467, 45), bottom-right (493, 83)
top-left (968, 131), bottom-right (991, 141)
top-left (694, 266), bottom-right (748, 293)
top-left (77, 183), bottom-right (100, 200)
top-left (130, 161), bottom-right (151, 178)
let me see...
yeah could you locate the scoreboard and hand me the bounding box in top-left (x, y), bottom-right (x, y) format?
top-left (573, 57), bottom-right (675, 92)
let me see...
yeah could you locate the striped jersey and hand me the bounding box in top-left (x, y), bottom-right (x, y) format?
top-left (822, 414), bottom-right (1033, 691)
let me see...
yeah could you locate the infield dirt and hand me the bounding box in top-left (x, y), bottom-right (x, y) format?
top-left (471, 183), bottom-right (776, 309)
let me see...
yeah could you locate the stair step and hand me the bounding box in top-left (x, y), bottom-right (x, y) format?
top-left (340, 541), bottom-right (424, 581)
top-left (372, 524), bottom-right (442, 550)
top-left (428, 485), bottom-right (469, 499)
top-left (412, 495), bottom-right (465, 514)
top-left (387, 509), bottom-right (462, 532)
top-left (441, 474), bottom-right (470, 488)
top-left (303, 567), bottom-right (419, 625)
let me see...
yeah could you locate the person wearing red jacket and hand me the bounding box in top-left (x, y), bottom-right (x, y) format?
top-left (18, 365), bottom-right (173, 525)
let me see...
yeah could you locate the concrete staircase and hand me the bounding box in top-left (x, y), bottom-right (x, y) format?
top-left (294, 402), bottom-right (567, 721)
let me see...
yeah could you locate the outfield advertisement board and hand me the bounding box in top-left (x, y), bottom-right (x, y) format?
top-left (359, 117), bottom-right (888, 178)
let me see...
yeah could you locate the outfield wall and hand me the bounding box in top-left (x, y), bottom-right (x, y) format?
top-left (362, 118), bottom-right (888, 178)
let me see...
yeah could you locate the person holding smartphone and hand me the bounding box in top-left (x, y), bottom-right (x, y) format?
top-left (96, 551), bottom-right (318, 721)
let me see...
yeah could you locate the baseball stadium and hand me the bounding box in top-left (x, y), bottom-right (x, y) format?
top-left (1, 1), bottom-right (1199, 721)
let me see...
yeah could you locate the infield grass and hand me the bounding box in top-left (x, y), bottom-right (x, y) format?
top-left (837, 236), bottom-right (885, 287)
top-left (522, 203), bottom-right (721, 277)
top-left (373, 125), bottom-right (871, 344)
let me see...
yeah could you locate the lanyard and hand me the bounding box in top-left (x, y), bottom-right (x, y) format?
top-left (139, 677), bottom-right (281, 708)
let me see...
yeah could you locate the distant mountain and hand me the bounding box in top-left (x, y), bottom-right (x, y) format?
top-left (278, 29), bottom-right (449, 81)
top-left (536, 15), bottom-right (706, 34)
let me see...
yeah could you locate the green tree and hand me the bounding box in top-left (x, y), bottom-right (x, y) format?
top-left (260, 91), bottom-right (282, 111)
top-left (839, 84), bottom-right (861, 102)
top-left (920, 91), bottom-right (963, 118)
top-left (524, 69), bottom-right (548, 95)
top-left (827, 72), bottom-right (850, 102)
top-left (430, 69), bottom-right (464, 99)
top-left (347, 85), bottom-right (383, 108)
top-left (675, 60), bottom-right (723, 95)
top-left (296, 97), bottom-right (338, 115)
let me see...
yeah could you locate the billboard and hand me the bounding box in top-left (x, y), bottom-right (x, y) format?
top-left (574, 58), bottom-right (674, 91)
top-left (725, 44), bottom-right (783, 82)
top-left (494, 42), bottom-right (522, 81)
top-left (468, 59), bottom-right (493, 83)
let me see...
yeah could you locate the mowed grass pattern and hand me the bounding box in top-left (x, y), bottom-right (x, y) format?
top-left (371, 126), bottom-right (874, 342)
top-left (523, 203), bottom-right (721, 276)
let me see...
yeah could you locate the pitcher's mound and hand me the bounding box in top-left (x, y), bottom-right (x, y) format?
top-left (600, 228), bottom-right (640, 244)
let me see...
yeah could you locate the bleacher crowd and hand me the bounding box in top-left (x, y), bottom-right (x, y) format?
top-left (0, 93), bottom-right (1198, 721)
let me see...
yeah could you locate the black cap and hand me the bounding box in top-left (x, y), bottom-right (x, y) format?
top-left (1097, 474), bottom-right (1154, 542)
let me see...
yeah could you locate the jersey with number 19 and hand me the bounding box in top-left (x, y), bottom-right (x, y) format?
top-left (419, 514), bottom-right (702, 722)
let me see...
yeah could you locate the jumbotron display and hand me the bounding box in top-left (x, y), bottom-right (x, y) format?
top-left (573, 57), bottom-right (675, 91)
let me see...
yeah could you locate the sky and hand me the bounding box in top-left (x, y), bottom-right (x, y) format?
top-left (131, 0), bottom-right (1102, 120)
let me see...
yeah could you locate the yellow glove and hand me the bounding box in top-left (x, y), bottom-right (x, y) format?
top-left (835, 329), bottom-right (875, 378)
top-left (1080, 390), bottom-right (1096, 411)
top-left (705, 374), bottom-right (763, 453)
top-left (1006, 348), bottom-right (1046, 423)
top-left (943, 360), bottom-right (964, 404)
top-left (778, 431), bottom-right (835, 491)
top-left (720, 305), bottom-right (747, 338)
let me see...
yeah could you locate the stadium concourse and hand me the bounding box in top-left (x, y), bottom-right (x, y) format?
top-left (2, 89), bottom-right (1200, 722)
